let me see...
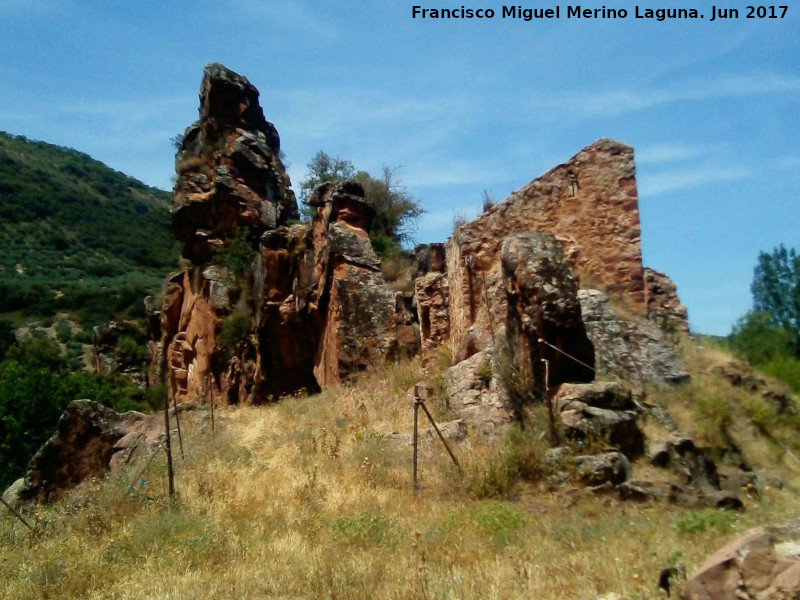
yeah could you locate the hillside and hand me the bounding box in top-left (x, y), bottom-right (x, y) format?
top-left (1, 340), bottom-right (799, 599)
top-left (0, 131), bottom-right (179, 326)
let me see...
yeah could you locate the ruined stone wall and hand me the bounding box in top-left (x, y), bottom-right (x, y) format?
top-left (444, 139), bottom-right (644, 352)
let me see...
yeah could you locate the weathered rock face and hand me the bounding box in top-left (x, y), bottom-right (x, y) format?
top-left (304, 181), bottom-right (420, 388)
top-left (17, 400), bottom-right (160, 503)
top-left (172, 63), bottom-right (297, 263)
top-left (645, 268), bottom-right (690, 335)
top-left (440, 348), bottom-right (511, 438)
top-left (415, 272), bottom-right (450, 352)
top-left (579, 289), bottom-right (689, 384)
top-left (682, 518), bottom-right (800, 600)
top-left (501, 233), bottom-right (595, 397)
top-left (444, 140), bottom-right (644, 352)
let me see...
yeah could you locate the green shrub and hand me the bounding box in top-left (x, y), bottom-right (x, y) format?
top-left (470, 426), bottom-right (546, 498)
top-left (693, 394), bottom-right (731, 444)
top-left (673, 509), bottom-right (739, 535)
top-left (330, 511), bottom-right (401, 548)
top-left (218, 312), bottom-right (252, 355)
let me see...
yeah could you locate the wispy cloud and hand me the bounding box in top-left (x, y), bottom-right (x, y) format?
top-left (402, 159), bottom-right (510, 187)
top-left (533, 73), bottom-right (800, 118)
top-left (635, 143), bottom-right (711, 165)
top-left (639, 166), bottom-right (754, 196)
top-left (227, 0), bottom-right (340, 39)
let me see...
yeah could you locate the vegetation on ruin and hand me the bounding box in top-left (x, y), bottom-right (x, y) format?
top-left (298, 150), bottom-right (424, 259)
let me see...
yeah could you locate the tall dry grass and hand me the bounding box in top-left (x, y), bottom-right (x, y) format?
top-left (1, 342), bottom-right (799, 599)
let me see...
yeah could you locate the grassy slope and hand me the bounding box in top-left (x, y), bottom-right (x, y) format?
top-left (0, 131), bottom-right (178, 325)
top-left (1, 340), bottom-right (799, 599)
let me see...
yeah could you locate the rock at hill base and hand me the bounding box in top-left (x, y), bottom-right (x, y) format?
top-left (2, 478), bottom-right (24, 507)
top-left (440, 349), bottom-right (511, 438)
top-left (18, 400), bottom-right (170, 504)
top-left (574, 451), bottom-right (631, 486)
top-left (681, 518), bottom-right (800, 600)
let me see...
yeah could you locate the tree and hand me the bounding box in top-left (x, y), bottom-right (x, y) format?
top-left (356, 167), bottom-right (423, 256)
top-left (298, 150), bottom-right (356, 217)
top-left (298, 151), bottom-right (423, 258)
top-left (750, 244), bottom-right (800, 355)
top-left (730, 311), bottom-right (794, 365)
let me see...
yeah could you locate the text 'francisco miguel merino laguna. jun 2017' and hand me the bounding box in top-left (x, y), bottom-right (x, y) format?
top-left (411, 5), bottom-right (789, 22)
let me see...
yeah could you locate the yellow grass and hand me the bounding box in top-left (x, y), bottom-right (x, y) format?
top-left (1, 343), bottom-right (799, 599)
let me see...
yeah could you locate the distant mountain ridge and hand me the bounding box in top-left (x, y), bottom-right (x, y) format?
top-left (0, 131), bottom-right (179, 325)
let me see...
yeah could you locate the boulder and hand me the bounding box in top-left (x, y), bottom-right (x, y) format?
top-left (681, 518), bottom-right (800, 599)
top-left (579, 289), bottom-right (689, 384)
top-left (554, 381), bottom-right (634, 412)
top-left (574, 451), bottom-right (631, 486)
top-left (560, 406), bottom-right (643, 458)
top-left (18, 401), bottom-right (150, 503)
top-left (501, 233), bottom-right (595, 406)
top-left (441, 349), bottom-right (511, 438)
top-left (553, 381), bottom-right (644, 458)
top-left (2, 478), bottom-right (24, 507)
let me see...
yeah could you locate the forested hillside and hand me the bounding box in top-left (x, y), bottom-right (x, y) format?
top-left (0, 131), bottom-right (178, 326)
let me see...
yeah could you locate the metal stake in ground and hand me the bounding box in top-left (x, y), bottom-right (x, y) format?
top-left (163, 392), bottom-right (175, 499)
top-left (0, 495), bottom-right (34, 532)
top-left (413, 397), bottom-right (419, 490)
top-left (417, 400), bottom-right (461, 472)
top-left (172, 393), bottom-right (185, 460)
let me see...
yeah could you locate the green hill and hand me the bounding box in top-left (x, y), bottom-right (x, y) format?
top-left (0, 131), bottom-right (178, 326)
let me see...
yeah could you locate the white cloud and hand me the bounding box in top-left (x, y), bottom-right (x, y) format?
top-left (639, 166), bottom-right (754, 196)
top-left (227, 0), bottom-right (340, 39)
top-left (532, 73), bottom-right (800, 118)
top-left (635, 143), bottom-right (710, 165)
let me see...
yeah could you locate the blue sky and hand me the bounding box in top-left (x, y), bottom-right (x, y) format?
top-left (1, 0), bottom-right (797, 335)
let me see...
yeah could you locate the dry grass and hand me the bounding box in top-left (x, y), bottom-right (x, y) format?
top-left (2, 343), bottom-right (800, 599)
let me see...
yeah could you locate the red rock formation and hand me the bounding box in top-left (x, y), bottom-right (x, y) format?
top-left (154, 64), bottom-right (418, 406)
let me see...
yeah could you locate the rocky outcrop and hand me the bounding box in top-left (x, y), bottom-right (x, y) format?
top-left (574, 451), bottom-right (631, 486)
top-left (172, 63), bottom-right (297, 263)
top-left (440, 349), bottom-right (511, 438)
top-left (501, 233), bottom-right (595, 404)
top-left (645, 268), bottom-right (690, 335)
top-left (682, 518), bottom-right (800, 600)
top-left (17, 400), bottom-right (163, 503)
top-left (154, 65), bottom-right (419, 406)
top-left (579, 289), bottom-right (689, 384)
top-left (553, 382), bottom-right (644, 458)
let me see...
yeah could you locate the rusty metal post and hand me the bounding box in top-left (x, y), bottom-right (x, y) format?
top-left (418, 400), bottom-right (461, 472)
top-left (413, 397), bottom-right (419, 490)
top-left (164, 392), bottom-right (175, 500)
top-left (172, 394), bottom-right (185, 460)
